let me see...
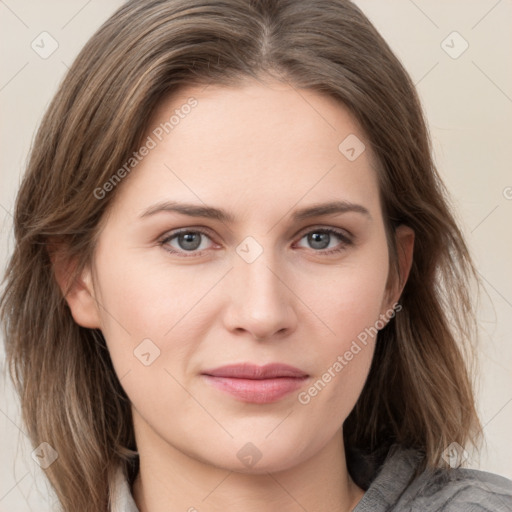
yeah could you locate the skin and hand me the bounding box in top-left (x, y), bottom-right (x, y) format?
top-left (59, 79), bottom-right (414, 512)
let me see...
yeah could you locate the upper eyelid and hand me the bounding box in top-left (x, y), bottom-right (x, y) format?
top-left (159, 226), bottom-right (216, 243)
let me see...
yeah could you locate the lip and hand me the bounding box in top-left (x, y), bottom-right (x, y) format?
top-left (201, 363), bottom-right (309, 404)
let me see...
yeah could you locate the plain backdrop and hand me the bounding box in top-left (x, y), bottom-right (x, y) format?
top-left (1, 1), bottom-right (511, 510)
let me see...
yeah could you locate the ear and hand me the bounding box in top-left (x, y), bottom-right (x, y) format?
top-left (383, 224), bottom-right (415, 309)
top-left (50, 243), bottom-right (102, 329)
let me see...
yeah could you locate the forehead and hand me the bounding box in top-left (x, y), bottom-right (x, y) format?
top-left (109, 80), bottom-right (381, 221)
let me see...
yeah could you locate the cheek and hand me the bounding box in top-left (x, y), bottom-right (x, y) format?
top-left (95, 238), bottom-right (212, 332)
top-left (307, 237), bottom-right (390, 347)
top-left (91, 247), bottom-right (229, 397)
top-left (91, 253), bottom-right (206, 429)
top-left (295, 291), bottom-right (382, 437)
top-left (296, 239), bottom-right (390, 413)
top-left (90, 249), bottom-right (181, 369)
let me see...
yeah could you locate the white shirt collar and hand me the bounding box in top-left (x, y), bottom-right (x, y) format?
top-left (110, 464), bottom-right (140, 512)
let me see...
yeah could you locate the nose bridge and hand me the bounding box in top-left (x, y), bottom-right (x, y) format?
top-left (240, 253), bottom-right (281, 309)
top-left (225, 239), bottom-right (296, 339)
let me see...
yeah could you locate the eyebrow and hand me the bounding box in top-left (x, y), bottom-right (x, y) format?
top-left (139, 200), bottom-right (371, 223)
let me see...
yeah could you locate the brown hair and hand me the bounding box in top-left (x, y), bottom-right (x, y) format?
top-left (1, 0), bottom-right (482, 510)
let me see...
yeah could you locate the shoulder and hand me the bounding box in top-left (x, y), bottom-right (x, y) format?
top-left (351, 445), bottom-right (512, 512)
top-left (399, 465), bottom-right (512, 511)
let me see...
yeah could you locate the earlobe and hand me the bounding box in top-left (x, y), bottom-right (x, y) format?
top-left (50, 245), bottom-right (102, 329)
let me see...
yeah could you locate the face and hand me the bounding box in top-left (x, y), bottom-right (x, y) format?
top-left (69, 80), bottom-right (412, 474)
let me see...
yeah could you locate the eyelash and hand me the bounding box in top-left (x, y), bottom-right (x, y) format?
top-left (158, 226), bottom-right (353, 258)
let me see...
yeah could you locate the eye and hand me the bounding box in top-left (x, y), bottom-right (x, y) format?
top-left (159, 226), bottom-right (353, 258)
top-left (295, 227), bottom-right (353, 255)
top-left (160, 229), bottom-right (215, 257)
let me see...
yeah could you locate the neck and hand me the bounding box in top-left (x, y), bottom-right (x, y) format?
top-left (131, 411), bottom-right (364, 512)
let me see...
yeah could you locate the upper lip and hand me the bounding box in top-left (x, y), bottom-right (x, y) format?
top-left (201, 363), bottom-right (308, 379)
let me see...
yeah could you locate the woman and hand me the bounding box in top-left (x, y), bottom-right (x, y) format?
top-left (1, 0), bottom-right (511, 511)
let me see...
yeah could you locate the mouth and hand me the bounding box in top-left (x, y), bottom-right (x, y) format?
top-left (201, 363), bottom-right (309, 404)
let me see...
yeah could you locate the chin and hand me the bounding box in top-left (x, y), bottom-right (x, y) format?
top-left (195, 436), bottom-right (316, 475)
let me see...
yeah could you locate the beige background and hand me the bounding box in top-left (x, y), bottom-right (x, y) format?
top-left (1, 0), bottom-right (511, 509)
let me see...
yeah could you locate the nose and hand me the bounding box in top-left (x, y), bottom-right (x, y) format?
top-left (222, 251), bottom-right (298, 342)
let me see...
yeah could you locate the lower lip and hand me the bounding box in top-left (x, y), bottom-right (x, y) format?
top-left (202, 375), bottom-right (309, 404)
